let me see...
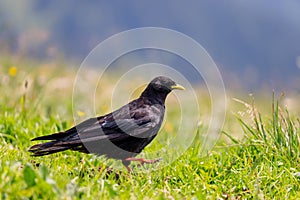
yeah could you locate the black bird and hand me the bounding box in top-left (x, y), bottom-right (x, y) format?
top-left (29, 76), bottom-right (185, 171)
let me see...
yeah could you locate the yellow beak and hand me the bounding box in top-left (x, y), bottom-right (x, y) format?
top-left (171, 84), bottom-right (185, 90)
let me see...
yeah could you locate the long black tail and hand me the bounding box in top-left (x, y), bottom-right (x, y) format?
top-left (29, 141), bottom-right (74, 156)
top-left (28, 128), bottom-right (85, 156)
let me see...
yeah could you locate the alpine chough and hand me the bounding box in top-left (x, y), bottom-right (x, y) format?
top-left (29, 76), bottom-right (185, 171)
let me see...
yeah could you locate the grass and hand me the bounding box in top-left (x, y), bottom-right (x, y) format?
top-left (0, 59), bottom-right (300, 199)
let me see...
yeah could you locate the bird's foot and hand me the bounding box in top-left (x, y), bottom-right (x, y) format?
top-left (125, 157), bottom-right (161, 165)
top-left (98, 166), bottom-right (122, 179)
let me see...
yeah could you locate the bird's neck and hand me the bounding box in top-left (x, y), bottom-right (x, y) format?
top-left (140, 88), bottom-right (168, 105)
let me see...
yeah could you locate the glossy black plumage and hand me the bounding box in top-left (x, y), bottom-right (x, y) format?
top-left (29, 76), bottom-right (184, 167)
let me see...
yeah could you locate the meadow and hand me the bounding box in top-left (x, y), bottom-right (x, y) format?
top-left (0, 58), bottom-right (300, 199)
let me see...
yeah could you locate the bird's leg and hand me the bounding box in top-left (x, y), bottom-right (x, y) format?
top-left (125, 165), bottom-right (132, 172)
top-left (122, 160), bottom-right (133, 172)
top-left (125, 157), bottom-right (161, 165)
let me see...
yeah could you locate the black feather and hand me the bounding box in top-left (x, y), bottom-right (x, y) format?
top-left (29, 76), bottom-right (184, 165)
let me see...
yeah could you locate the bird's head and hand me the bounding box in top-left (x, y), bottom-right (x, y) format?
top-left (141, 76), bottom-right (185, 103)
top-left (149, 76), bottom-right (185, 93)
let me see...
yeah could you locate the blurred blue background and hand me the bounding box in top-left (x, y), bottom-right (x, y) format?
top-left (0, 1), bottom-right (299, 91)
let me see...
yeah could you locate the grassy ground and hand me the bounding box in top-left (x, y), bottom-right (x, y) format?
top-left (1, 59), bottom-right (300, 199)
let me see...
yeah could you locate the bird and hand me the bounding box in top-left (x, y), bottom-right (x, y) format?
top-left (29, 76), bottom-right (185, 171)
